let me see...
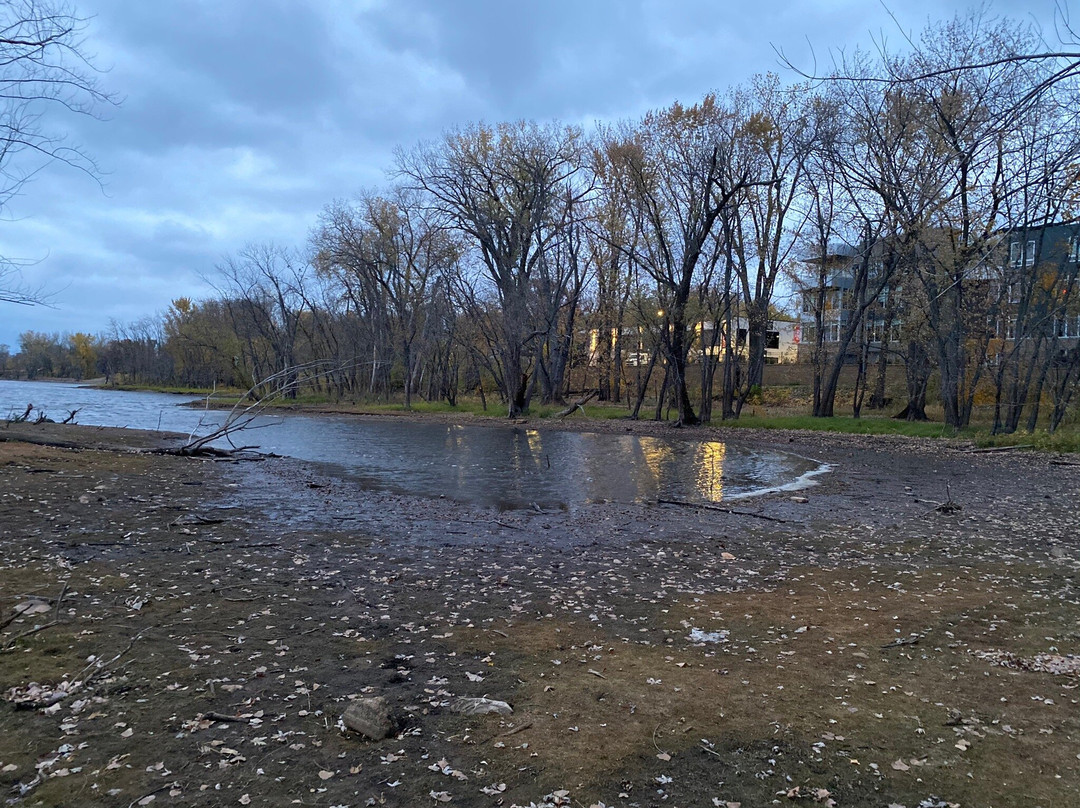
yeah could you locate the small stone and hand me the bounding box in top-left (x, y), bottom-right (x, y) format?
top-left (790, 496), bottom-right (809, 504)
top-left (449, 697), bottom-right (513, 716)
top-left (342, 697), bottom-right (392, 740)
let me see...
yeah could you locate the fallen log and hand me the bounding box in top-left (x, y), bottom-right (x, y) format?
top-left (555, 390), bottom-right (599, 418)
top-left (658, 498), bottom-right (788, 523)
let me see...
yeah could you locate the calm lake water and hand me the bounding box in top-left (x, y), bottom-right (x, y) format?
top-left (0, 379), bottom-right (827, 510)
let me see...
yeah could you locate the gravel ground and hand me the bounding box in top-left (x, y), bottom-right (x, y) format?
top-left (1, 417), bottom-right (1078, 808)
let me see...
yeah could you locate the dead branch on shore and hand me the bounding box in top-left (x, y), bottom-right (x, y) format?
top-left (8, 403), bottom-right (33, 423)
top-left (4, 628), bottom-right (150, 708)
top-left (555, 389), bottom-right (599, 418)
top-left (933, 483), bottom-right (962, 514)
top-left (959, 444), bottom-right (1034, 454)
top-left (52, 580), bottom-right (68, 623)
top-left (1, 620), bottom-right (59, 651)
top-left (168, 513), bottom-right (226, 527)
top-left (200, 710), bottom-right (255, 724)
top-left (168, 359), bottom-right (358, 459)
top-left (658, 498), bottom-right (788, 523)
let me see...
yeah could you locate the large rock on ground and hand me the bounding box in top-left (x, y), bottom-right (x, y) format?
top-left (343, 697), bottom-right (392, 740)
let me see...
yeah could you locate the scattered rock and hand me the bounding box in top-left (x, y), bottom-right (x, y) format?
top-left (12, 599), bottom-right (51, 617)
top-left (971, 649), bottom-right (1080, 675)
top-left (790, 496), bottom-right (809, 504)
top-left (688, 627), bottom-right (729, 644)
top-left (342, 697), bottom-right (393, 740)
top-left (449, 697), bottom-right (513, 716)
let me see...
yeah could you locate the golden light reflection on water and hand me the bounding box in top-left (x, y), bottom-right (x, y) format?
top-left (639, 436), bottom-right (672, 485)
top-left (694, 441), bottom-right (726, 501)
top-left (632, 436), bottom-right (728, 502)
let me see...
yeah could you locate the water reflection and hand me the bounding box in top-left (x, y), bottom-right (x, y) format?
top-left (695, 440), bottom-right (726, 501)
top-left (0, 379), bottom-right (826, 510)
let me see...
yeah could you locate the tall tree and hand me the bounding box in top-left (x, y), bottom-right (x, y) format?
top-left (726, 75), bottom-right (811, 395)
top-left (397, 121), bottom-right (587, 417)
top-left (214, 244), bottom-right (312, 399)
top-left (314, 189), bottom-right (459, 408)
top-left (603, 95), bottom-right (753, 426)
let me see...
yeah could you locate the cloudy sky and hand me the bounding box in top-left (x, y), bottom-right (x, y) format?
top-left (0, 0), bottom-right (1062, 348)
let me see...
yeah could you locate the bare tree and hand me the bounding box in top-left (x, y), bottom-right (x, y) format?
top-left (602, 95), bottom-right (756, 426)
top-left (585, 147), bottom-right (640, 404)
top-left (0, 0), bottom-right (115, 304)
top-left (397, 121), bottom-right (588, 417)
top-left (726, 75), bottom-right (811, 396)
top-left (213, 245), bottom-right (312, 400)
top-left (314, 189), bottom-right (460, 408)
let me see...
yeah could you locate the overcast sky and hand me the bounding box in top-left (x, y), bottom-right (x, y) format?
top-left (0, 0), bottom-right (1062, 349)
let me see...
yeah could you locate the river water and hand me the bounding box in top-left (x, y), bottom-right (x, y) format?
top-left (0, 379), bottom-right (828, 510)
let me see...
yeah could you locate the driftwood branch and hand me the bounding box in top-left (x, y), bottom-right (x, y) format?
top-left (1, 621), bottom-right (59, 651)
top-left (959, 444), bottom-right (1034, 454)
top-left (51, 581), bottom-right (68, 623)
top-left (555, 389), bottom-right (598, 418)
top-left (658, 498), bottom-right (788, 523)
top-left (9, 403), bottom-right (33, 423)
top-left (170, 359), bottom-right (360, 458)
top-left (201, 710), bottom-right (254, 724)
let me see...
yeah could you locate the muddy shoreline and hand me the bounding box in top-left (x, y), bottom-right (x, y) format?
top-left (1, 419), bottom-right (1078, 807)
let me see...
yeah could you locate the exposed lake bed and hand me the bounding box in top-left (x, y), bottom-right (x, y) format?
top-left (1, 416), bottom-right (1078, 807)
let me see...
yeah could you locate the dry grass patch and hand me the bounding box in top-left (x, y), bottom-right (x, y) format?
top-left (447, 565), bottom-right (1080, 806)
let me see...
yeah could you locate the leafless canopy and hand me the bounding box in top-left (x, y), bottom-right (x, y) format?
top-left (0, 0), bottom-right (115, 305)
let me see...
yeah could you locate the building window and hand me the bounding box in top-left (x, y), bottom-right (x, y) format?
top-left (1010, 241), bottom-right (1022, 267)
top-left (1026, 240), bottom-right (1036, 266)
top-left (1069, 236), bottom-right (1080, 262)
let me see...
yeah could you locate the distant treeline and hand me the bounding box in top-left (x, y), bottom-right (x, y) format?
top-left (6, 10), bottom-right (1080, 432)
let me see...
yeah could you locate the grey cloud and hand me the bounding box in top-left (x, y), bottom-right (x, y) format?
top-left (0, 0), bottom-right (1060, 347)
